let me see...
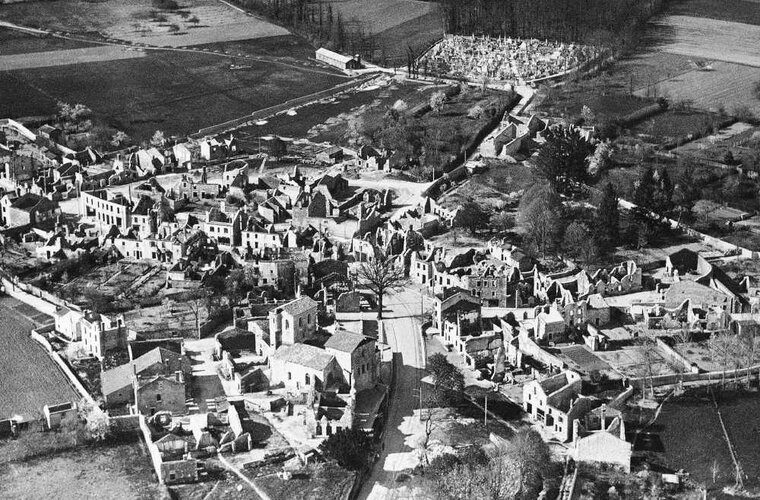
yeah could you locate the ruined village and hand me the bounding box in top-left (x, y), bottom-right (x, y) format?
top-left (2, 0), bottom-right (760, 499)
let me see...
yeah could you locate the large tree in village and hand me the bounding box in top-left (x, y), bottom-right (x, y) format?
top-left (595, 182), bottom-right (620, 252)
top-left (356, 254), bottom-right (406, 319)
top-left (630, 166), bottom-right (674, 248)
top-left (518, 184), bottom-right (563, 257)
top-left (534, 126), bottom-right (594, 194)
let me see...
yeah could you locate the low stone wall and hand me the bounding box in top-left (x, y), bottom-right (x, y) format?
top-left (1, 277), bottom-right (59, 317)
top-left (139, 414), bottom-right (165, 484)
top-left (655, 337), bottom-right (693, 373)
top-left (626, 364), bottom-right (760, 391)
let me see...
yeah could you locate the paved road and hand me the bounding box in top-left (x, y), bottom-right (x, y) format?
top-left (358, 288), bottom-right (429, 500)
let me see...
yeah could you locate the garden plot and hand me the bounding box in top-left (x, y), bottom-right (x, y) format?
top-left (65, 262), bottom-right (164, 299)
top-left (594, 344), bottom-right (678, 379)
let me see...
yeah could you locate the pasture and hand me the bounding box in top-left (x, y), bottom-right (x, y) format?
top-left (537, 14), bottom-right (760, 123)
top-left (651, 15), bottom-right (760, 67)
top-left (645, 390), bottom-right (760, 493)
top-left (0, 47), bottom-right (346, 141)
top-left (326, 0), bottom-right (443, 62)
top-left (0, 46), bottom-right (146, 71)
top-left (0, 27), bottom-right (93, 56)
top-left (0, 297), bottom-right (81, 421)
top-left (629, 109), bottom-right (722, 144)
top-left (0, 440), bottom-right (163, 498)
top-left (326, 0), bottom-right (438, 35)
top-left (669, 0), bottom-right (760, 26)
top-left (634, 61), bottom-right (760, 116)
top-left (0, 0), bottom-right (288, 47)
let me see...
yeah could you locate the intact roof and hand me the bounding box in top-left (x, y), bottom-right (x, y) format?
top-left (101, 363), bottom-right (133, 396)
top-left (11, 193), bottom-right (45, 210)
top-left (319, 145), bottom-right (343, 155)
top-left (324, 330), bottom-right (371, 353)
top-left (316, 48), bottom-right (354, 64)
top-left (129, 338), bottom-right (182, 359)
top-left (272, 343), bottom-right (335, 371)
top-left (279, 296), bottom-right (318, 316)
top-left (132, 347), bottom-right (181, 375)
top-left (54, 305), bottom-right (73, 317)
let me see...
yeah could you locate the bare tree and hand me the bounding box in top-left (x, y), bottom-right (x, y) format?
top-left (356, 255), bottom-right (405, 319)
top-left (184, 289), bottom-right (210, 338)
top-left (639, 333), bottom-right (659, 398)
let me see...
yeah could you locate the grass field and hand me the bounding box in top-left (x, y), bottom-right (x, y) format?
top-left (630, 109), bottom-right (721, 144)
top-left (0, 440), bottom-right (164, 499)
top-left (651, 16), bottom-right (760, 67)
top-left (669, 0), bottom-right (760, 26)
top-left (537, 78), bottom-right (656, 122)
top-left (325, 0), bottom-right (443, 62)
top-left (0, 297), bottom-right (81, 421)
top-left (635, 61), bottom-right (760, 116)
top-left (646, 390), bottom-right (760, 493)
top-left (376, 9), bottom-right (444, 63)
top-left (0, 0), bottom-right (288, 47)
top-left (537, 12), bottom-right (760, 121)
top-left (0, 27), bottom-right (94, 55)
top-left (0, 46), bottom-right (147, 71)
top-left (327, 0), bottom-right (437, 34)
top-left (0, 46), bottom-right (345, 141)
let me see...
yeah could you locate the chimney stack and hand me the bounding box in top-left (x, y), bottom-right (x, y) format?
top-left (600, 404), bottom-right (607, 431)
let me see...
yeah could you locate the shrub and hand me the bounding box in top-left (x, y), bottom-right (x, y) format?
top-left (320, 428), bottom-right (374, 471)
top-left (152, 0), bottom-right (179, 10)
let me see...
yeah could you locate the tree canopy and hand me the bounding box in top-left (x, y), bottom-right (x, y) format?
top-left (356, 255), bottom-right (406, 319)
top-left (320, 427), bottom-right (374, 471)
top-left (533, 126), bottom-right (594, 194)
top-left (518, 184), bottom-right (563, 257)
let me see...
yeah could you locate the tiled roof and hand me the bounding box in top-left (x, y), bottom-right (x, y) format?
top-left (324, 330), bottom-right (370, 353)
top-left (272, 343), bottom-right (335, 372)
top-left (101, 363), bottom-right (133, 396)
top-left (279, 296), bottom-right (318, 316)
top-left (132, 347), bottom-right (181, 375)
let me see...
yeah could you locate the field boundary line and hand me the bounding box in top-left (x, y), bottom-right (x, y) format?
top-left (0, 20), bottom-right (346, 78)
top-left (710, 387), bottom-right (745, 485)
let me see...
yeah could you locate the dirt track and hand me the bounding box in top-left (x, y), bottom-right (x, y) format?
top-left (0, 45), bottom-right (145, 71)
top-left (653, 15), bottom-right (760, 67)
